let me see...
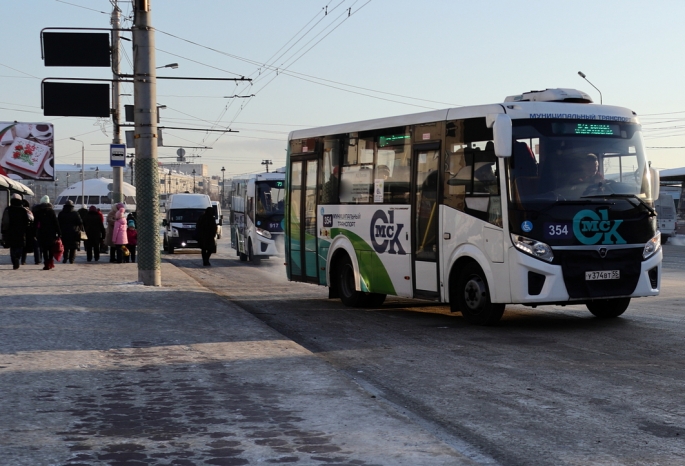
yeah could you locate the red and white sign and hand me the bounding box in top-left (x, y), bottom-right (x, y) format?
top-left (0, 122), bottom-right (55, 181)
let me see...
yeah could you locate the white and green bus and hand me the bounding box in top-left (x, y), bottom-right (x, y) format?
top-left (285, 88), bottom-right (662, 325)
top-left (229, 170), bottom-right (286, 262)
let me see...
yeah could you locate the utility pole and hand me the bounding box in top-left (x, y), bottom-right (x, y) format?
top-left (261, 159), bottom-right (272, 173)
top-left (111, 3), bottom-right (124, 205)
top-left (133, 0), bottom-right (161, 286)
top-left (128, 157), bottom-right (135, 186)
top-left (221, 166), bottom-right (225, 207)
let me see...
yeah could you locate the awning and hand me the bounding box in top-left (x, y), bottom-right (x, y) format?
top-left (0, 174), bottom-right (34, 196)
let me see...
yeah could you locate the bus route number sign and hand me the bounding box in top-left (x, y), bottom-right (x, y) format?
top-left (544, 222), bottom-right (572, 239)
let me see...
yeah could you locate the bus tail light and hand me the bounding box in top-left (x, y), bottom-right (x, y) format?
top-left (511, 234), bottom-right (554, 263)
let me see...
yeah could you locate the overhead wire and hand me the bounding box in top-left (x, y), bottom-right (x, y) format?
top-left (187, 1), bottom-right (376, 158)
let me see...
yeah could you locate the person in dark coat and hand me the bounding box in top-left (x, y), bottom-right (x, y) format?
top-left (83, 205), bottom-right (106, 262)
top-left (196, 206), bottom-right (218, 266)
top-left (77, 206), bottom-right (88, 251)
top-left (22, 199), bottom-right (40, 265)
top-left (34, 195), bottom-right (61, 270)
top-left (58, 200), bottom-right (84, 264)
top-left (1, 195), bottom-right (31, 269)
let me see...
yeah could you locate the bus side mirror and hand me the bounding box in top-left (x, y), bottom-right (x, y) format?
top-left (487, 113), bottom-right (512, 158)
top-left (650, 166), bottom-right (660, 201)
top-left (162, 219), bottom-right (168, 227)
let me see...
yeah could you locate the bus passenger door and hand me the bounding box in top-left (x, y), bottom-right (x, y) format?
top-left (412, 143), bottom-right (441, 298)
top-left (287, 158), bottom-right (319, 283)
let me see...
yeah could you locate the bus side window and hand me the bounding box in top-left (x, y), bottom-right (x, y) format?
top-left (444, 143), bottom-right (467, 211)
top-left (445, 118), bottom-right (501, 226)
top-left (247, 196), bottom-right (254, 221)
top-left (320, 138), bottom-right (341, 205)
top-left (340, 136), bottom-right (374, 204)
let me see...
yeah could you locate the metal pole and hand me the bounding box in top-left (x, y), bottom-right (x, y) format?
top-left (112, 4), bottom-right (124, 204)
top-left (81, 143), bottom-right (85, 208)
top-left (70, 137), bottom-right (85, 208)
top-left (133, 0), bottom-right (161, 286)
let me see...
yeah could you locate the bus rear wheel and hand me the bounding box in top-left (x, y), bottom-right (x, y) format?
top-left (453, 262), bottom-right (504, 326)
top-left (361, 293), bottom-right (386, 308)
top-left (335, 255), bottom-right (386, 308)
top-left (586, 298), bottom-right (631, 318)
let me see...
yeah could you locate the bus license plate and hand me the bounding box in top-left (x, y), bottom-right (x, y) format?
top-left (585, 270), bottom-right (620, 281)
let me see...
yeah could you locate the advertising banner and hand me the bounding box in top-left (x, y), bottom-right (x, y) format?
top-left (0, 122), bottom-right (55, 181)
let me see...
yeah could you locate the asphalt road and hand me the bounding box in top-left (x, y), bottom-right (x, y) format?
top-left (166, 241), bottom-right (685, 466)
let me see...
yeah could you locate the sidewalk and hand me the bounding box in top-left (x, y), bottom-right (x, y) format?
top-left (0, 253), bottom-right (477, 465)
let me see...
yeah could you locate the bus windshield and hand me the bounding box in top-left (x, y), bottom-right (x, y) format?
top-left (169, 209), bottom-right (204, 223)
top-left (509, 119), bottom-right (651, 210)
top-left (256, 180), bottom-right (285, 216)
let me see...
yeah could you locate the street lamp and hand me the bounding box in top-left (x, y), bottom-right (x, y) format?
top-left (577, 71), bottom-right (602, 105)
top-left (53, 179), bottom-right (59, 199)
top-left (221, 166), bottom-right (225, 206)
top-left (156, 63), bottom-right (178, 70)
top-left (66, 173), bottom-right (70, 189)
top-left (192, 169), bottom-right (196, 193)
top-left (70, 137), bottom-right (85, 208)
top-left (95, 167), bottom-right (99, 179)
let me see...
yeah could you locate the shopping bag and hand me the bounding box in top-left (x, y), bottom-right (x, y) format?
top-left (53, 238), bottom-right (64, 262)
top-left (121, 245), bottom-right (130, 257)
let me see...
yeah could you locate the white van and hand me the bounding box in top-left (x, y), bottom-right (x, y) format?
top-left (162, 193), bottom-right (211, 253)
top-left (211, 201), bottom-right (223, 239)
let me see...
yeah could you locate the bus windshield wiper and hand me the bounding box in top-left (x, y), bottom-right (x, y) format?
top-left (582, 193), bottom-right (656, 216)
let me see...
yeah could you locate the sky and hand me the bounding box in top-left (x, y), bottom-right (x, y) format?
top-left (1, 0), bottom-right (685, 180)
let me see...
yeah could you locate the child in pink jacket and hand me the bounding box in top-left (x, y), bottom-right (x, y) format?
top-left (125, 220), bottom-right (137, 263)
top-left (111, 207), bottom-right (128, 263)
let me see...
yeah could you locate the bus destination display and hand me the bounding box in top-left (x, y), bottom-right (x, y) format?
top-left (553, 122), bottom-right (620, 136)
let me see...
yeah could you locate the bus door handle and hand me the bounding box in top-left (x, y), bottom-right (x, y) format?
top-left (443, 233), bottom-right (451, 240)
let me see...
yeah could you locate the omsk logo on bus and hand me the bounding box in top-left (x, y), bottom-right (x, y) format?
top-left (572, 209), bottom-right (626, 245)
top-left (371, 210), bottom-right (406, 255)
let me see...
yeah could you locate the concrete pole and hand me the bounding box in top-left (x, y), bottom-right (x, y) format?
top-left (111, 4), bottom-right (124, 205)
top-left (133, 0), bottom-right (161, 286)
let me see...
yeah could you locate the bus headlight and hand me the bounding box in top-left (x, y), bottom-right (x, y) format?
top-left (511, 234), bottom-right (554, 263)
top-left (171, 228), bottom-right (179, 237)
top-left (643, 231), bottom-right (661, 259)
top-left (256, 227), bottom-right (272, 239)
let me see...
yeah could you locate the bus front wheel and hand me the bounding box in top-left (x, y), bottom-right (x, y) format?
top-left (586, 298), bottom-right (631, 318)
top-left (452, 263), bottom-right (504, 326)
top-left (248, 240), bottom-right (259, 263)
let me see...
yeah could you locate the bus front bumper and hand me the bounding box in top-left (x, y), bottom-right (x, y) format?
top-left (508, 246), bottom-right (662, 305)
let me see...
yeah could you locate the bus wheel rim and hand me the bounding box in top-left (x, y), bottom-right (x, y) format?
top-left (464, 276), bottom-right (486, 310)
